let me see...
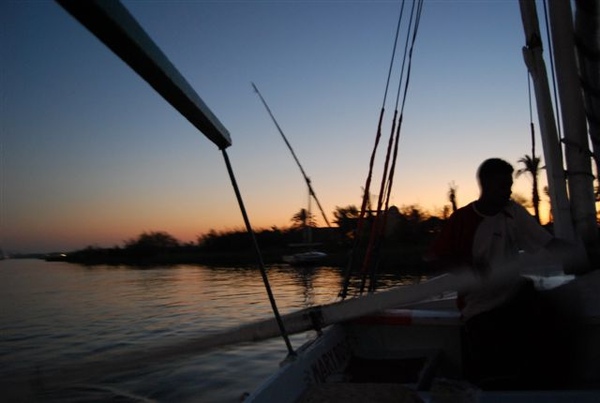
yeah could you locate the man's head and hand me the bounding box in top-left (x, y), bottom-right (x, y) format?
top-left (477, 158), bottom-right (514, 208)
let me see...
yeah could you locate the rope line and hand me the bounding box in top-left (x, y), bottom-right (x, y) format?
top-left (340, 0), bottom-right (408, 299)
top-left (362, 0), bottom-right (425, 294)
top-left (342, 0), bottom-right (424, 298)
top-left (339, 107), bottom-right (384, 298)
top-left (385, 0), bottom-right (424, 211)
top-left (542, 0), bottom-right (563, 143)
top-left (382, 0), bottom-right (407, 107)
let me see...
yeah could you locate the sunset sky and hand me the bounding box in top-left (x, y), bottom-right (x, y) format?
top-left (3, 1), bottom-right (555, 253)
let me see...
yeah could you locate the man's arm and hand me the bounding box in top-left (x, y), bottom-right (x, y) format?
top-left (518, 237), bottom-right (590, 275)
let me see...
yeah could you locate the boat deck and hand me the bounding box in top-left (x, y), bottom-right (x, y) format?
top-left (246, 272), bottom-right (600, 403)
top-left (297, 383), bottom-right (423, 403)
top-left (298, 382), bottom-right (600, 403)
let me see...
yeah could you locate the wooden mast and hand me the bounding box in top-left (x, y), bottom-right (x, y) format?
top-left (519, 0), bottom-right (577, 245)
top-left (547, 0), bottom-right (599, 260)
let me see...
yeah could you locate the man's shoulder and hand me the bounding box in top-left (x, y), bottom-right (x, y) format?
top-left (505, 200), bottom-right (533, 218)
top-left (446, 202), bottom-right (483, 227)
top-left (452, 202), bottom-right (478, 219)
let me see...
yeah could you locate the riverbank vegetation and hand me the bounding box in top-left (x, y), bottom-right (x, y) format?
top-left (48, 204), bottom-right (446, 271)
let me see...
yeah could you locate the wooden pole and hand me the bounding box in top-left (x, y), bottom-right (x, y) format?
top-left (547, 0), bottom-right (599, 259)
top-left (56, 0), bottom-right (232, 149)
top-left (519, 0), bottom-right (576, 243)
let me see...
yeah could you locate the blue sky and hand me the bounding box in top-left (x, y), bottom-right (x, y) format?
top-left (2, 1), bottom-right (550, 253)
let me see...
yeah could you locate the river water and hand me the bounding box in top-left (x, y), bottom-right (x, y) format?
top-left (0, 259), bottom-right (420, 402)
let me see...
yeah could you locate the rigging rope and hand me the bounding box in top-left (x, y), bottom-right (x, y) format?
top-left (542, 0), bottom-right (564, 145)
top-left (382, 0), bottom-right (408, 107)
top-left (340, 0), bottom-right (406, 299)
top-left (363, 0), bottom-right (424, 294)
top-left (341, 0), bottom-right (424, 298)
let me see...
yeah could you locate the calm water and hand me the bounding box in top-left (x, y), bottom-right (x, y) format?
top-left (0, 259), bottom-right (419, 402)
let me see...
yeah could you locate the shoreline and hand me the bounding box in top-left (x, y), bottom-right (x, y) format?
top-left (39, 245), bottom-right (429, 272)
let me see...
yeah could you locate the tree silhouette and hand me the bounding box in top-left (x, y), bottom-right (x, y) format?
top-left (393, 204), bottom-right (430, 243)
top-left (125, 231), bottom-right (179, 250)
top-left (448, 181), bottom-right (458, 213)
top-left (291, 208), bottom-right (316, 229)
top-left (333, 205), bottom-right (359, 242)
top-left (543, 185), bottom-right (553, 224)
top-left (516, 155), bottom-right (544, 223)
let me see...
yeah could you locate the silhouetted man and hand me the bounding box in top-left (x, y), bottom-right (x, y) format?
top-left (425, 158), bottom-right (586, 388)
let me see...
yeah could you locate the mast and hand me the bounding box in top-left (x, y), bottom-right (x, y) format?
top-left (252, 83), bottom-right (332, 228)
top-left (547, 0), bottom-right (599, 256)
top-left (306, 187), bottom-right (313, 244)
top-left (519, 0), bottom-right (576, 243)
top-left (574, 0), bottom-right (600, 181)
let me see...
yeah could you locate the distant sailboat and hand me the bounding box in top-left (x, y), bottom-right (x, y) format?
top-left (282, 197), bottom-right (327, 266)
top-left (252, 83), bottom-right (330, 266)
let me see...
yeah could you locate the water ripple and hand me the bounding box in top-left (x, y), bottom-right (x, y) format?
top-left (0, 260), bottom-right (417, 402)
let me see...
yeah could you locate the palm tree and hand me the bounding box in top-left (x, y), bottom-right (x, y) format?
top-left (333, 205), bottom-right (359, 242)
top-left (291, 208), bottom-right (317, 229)
top-left (516, 155), bottom-right (544, 223)
top-left (543, 185), bottom-right (553, 224)
top-left (448, 181), bottom-right (458, 213)
top-left (291, 208), bottom-right (317, 244)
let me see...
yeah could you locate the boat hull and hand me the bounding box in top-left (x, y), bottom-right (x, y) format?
top-left (282, 251), bottom-right (328, 266)
top-left (246, 272), bottom-right (600, 402)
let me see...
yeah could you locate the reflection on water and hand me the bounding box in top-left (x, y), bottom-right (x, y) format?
top-left (0, 259), bottom-right (421, 402)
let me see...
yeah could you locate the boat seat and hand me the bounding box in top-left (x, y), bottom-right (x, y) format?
top-left (296, 383), bottom-right (424, 403)
top-left (346, 348), bottom-right (443, 391)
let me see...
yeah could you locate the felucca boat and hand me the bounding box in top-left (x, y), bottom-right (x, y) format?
top-left (56, 1), bottom-right (599, 402)
top-left (246, 1), bottom-right (600, 401)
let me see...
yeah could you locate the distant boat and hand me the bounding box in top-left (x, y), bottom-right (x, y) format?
top-left (281, 208), bottom-right (328, 266)
top-left (252, 83), bottom-right (330, 267)
top-left (282, 250), bottom-right (327, 266)
top-left (44, 253), bottom-right (68, 262)
top-left (281, 209), bottom-right (328, 266)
